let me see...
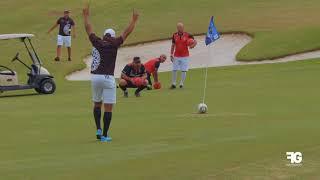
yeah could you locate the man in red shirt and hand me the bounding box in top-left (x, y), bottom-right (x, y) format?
top-left (170, 22), bottom-right (197, 89)
top-left (144, 54), bottom-right (167, 90)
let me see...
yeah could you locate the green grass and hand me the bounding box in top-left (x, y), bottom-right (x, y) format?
top-left (1, 0), bottom-right (320, 179)
top-left (1, 60), bottom-right (320, 179)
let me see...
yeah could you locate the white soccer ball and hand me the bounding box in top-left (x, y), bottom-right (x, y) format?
top-left (198, 103), bottom-right (208, 114)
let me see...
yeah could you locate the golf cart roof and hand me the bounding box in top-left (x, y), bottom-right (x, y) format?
top-left (0, 34), bottom-right (34, 40)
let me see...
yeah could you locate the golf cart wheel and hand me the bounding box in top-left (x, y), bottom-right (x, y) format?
top-left (34, 88), bottom-right (42, 94)
top-left (39, 79), bottom-right (56, 94)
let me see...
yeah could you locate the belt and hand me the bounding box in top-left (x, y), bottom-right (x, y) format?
top-left (104, 75), bottom-right (114, 79)
top-left (92, 74), bottom-right (114, 79)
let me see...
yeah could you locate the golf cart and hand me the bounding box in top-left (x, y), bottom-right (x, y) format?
top-left (0, 34), bottom-right (56, 94)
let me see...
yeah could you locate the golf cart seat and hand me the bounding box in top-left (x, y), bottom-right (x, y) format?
top-left (0, 70), bottom-right (16, 76)
top-left (0, 66), bottom-right (18, 86)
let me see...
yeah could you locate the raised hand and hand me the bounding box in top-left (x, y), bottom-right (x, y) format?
top-left (132, 9), bottom-right (139, 22)
top-left (83, 1), bottom-right (93, 36)
top-left (83, 3), bottom-right (90, 18)
top-left (121, 8), bottom-right (139, 41)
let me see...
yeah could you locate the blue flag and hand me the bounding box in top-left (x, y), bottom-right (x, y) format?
top-left (205, 16), bottom-right (220, 46)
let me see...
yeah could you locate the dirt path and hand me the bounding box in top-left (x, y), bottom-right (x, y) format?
top-left (66, 34), bottom-right (320, 81)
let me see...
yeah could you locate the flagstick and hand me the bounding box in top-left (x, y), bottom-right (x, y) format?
top-left (201, 16), bottom-right (219, 106)
top-left (202, 43), bottom-right (212, 104)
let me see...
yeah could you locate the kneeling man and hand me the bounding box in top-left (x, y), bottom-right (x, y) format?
top-left (119, 57), bottom-right (148, 97)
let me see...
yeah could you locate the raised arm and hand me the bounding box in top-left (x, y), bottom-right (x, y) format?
top-left (82, 3), bottom-right (93, 36)
top-left (121, 9), bottom-right (139, 41)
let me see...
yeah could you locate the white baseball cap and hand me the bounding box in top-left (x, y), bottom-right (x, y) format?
top-left (104, 29), bottom-right (116, 38)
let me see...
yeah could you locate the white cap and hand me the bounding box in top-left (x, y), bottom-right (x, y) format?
top-left (104, 29), bottom-right (116, 38)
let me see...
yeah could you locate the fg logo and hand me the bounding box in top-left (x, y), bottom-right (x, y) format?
top-left (286, 152), bottom-right (303, 165)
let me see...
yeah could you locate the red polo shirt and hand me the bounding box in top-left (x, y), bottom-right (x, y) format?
top-left (144, 58), bottom-right (161, 74)
top-left (172, 32), bottom-right (194, 57)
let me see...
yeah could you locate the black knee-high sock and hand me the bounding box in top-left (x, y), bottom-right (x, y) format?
top-left (103, 112), bottom-right (112, 137)
top-left (93, 107), bottom-right (101, 130)
top-left (135, 86), bottom-right (146, 94)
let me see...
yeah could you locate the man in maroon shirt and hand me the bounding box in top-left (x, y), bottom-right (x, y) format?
top-left (83, 3), bottom-right (139, 142)
top-left (48, 10), bottom-right (76, 61)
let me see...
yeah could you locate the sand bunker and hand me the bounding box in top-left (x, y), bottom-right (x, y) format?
top-left (66, 34), bottom-right (320, 81)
